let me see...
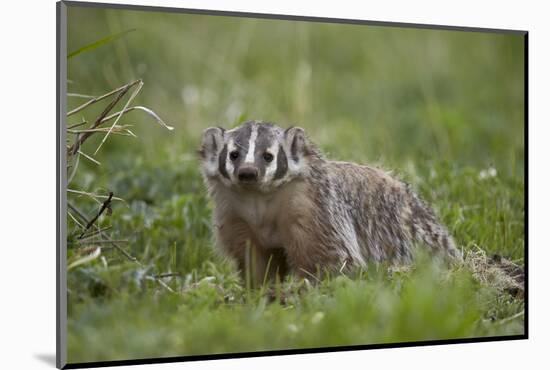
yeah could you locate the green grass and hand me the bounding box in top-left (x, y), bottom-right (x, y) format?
top-left (65, 5), bottom-right (525, 364)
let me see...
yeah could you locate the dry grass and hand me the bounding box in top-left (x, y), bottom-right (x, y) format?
top-left (463, 246), bottom-right (524, 296)
top-left (66, 78), bottom-right (174, 293)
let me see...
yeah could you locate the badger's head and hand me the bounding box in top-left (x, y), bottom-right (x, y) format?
top-left (199, 120), bottom-right (318, 193)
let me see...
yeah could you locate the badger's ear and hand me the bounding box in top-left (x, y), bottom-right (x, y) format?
top-left (199, 127), bottom-right (225, 159)
top-left (284, 126), bottom-right (316, 161)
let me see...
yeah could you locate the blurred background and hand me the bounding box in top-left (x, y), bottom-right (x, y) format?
top-left (67, 6), bottom-right (524, 168)
top-left (66, 5), bottom-right (525, 363)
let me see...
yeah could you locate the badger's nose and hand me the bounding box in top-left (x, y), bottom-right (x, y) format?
top-left (238, 167), bottom-right (259, 182)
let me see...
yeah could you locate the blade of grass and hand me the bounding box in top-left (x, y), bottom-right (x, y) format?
top-left (68, 247), bottom-right (102, 270)
top-left (68, 93), bottom-right (97, 99)
top-left (67, 28), bottom-right (136, 59)
top-left (100, 106), bottom-right (174, 131)
top-left (68, 124), bottom-right (135, 135)
top-left (67, 189), bottom-right (125, 203)
top-left (67, 150), bottom-right (80, 185)
top-left (68, 210), bottom-right (85, 229)
top-left (77, 150), bottom-right (101, 166)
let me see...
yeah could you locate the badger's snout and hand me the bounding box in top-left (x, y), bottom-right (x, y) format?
top-left (238, 166), bottom-right (259, 182)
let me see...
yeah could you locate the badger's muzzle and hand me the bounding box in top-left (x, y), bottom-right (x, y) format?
top-left (237, 166), bottom-right (259, 183)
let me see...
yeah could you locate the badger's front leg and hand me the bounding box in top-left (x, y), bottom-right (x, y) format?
top-left (216, 217), bottom-right (287, 287)
top-left (283, 220), bottom-right (346, 279)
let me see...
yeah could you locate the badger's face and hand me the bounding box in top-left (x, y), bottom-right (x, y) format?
top-left (199, 121), bottom-right (313, 193)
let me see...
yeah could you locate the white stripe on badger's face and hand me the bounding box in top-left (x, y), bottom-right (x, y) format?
top-left (244, 124), bottom-right (258, 164)
top-left (226, 139), bottom-right (237, 180)
top-left (263, 142), bottom-right (280, 183)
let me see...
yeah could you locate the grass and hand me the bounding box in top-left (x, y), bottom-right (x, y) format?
top-left (65, 5), bottom-right (525, 364)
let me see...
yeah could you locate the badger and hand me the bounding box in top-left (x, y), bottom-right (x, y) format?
top-left (198, 120), bottom-right (461, 284)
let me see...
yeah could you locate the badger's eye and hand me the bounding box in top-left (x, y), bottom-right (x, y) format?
top-left (263, 152), bottom-right (274, 162)
top-left (229, 151), bottom-right (239, 161)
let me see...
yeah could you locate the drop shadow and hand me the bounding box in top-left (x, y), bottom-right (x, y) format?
top-left (34, 353), bottom-right (56, 367)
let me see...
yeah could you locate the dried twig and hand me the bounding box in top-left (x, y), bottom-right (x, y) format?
top-left (94, 81), bottom-right (143, 155)
top-left (67, 120), bottom-right (88, 130)
top-left (67, 202), bottom-right (175, 293)
top-left (66, 80), bottom-right (176, 294)
top-left (67, 79), bottom-right (173, 158)
top-left (78, 192), bottom-right (113, 239)
top-left (67, 80), bottom-right (141, 117)
top-left (68, 80), bottom-right (138, 156)
top-left (69, 202), bottom-right (137, 263)
top-left (67, 188), bottom-right (124, 203)
top-left (77, 226), bottom-right (112, 240)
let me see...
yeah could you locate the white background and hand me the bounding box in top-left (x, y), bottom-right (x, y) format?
top-left (0, 0), bottom-right (547, 369)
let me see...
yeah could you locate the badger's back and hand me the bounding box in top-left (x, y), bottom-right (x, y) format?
top-left (305, 159), bottom-right (460, 265)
